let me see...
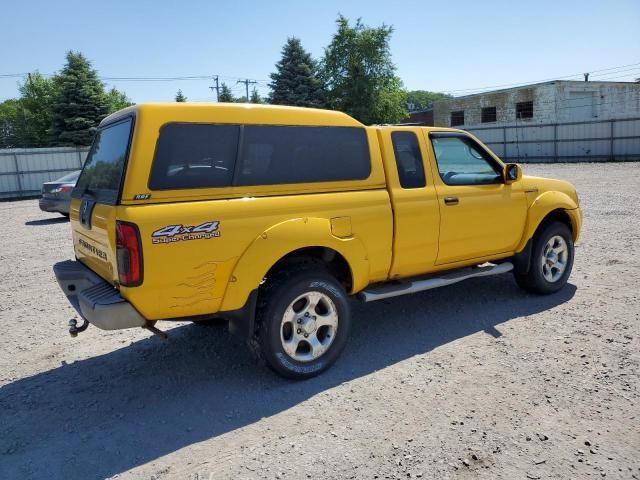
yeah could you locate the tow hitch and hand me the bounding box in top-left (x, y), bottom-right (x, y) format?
top-left (68, 318), bottom-right (89, 337)
top-left (143, 321), bottom-right (168, 339)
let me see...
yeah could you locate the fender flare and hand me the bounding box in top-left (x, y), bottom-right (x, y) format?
top-left (220, 217), bottom-right (369, 312)
top-left (515, 190), bottom-right (580, 252)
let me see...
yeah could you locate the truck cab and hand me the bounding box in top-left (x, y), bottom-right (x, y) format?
top-left (54, 103), bottom-right (582, 379)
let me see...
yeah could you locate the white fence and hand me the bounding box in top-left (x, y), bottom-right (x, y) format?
top-left (464, 117), bottom-right (640, 163)
top-left (0, 147), bottom-right (89, 199)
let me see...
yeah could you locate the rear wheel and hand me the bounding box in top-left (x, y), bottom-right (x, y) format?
top-left (254, 267), bottom-right (351, 380)
top-left (514, 221), bottom-right (574, 294)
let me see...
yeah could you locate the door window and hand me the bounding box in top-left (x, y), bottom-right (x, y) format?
top-left (391, 131), bottom-right (426, 189)
top-left (431, 136), bottom-right (502, 185)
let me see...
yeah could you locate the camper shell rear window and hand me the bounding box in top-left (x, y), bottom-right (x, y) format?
top-left (148, 123), bottom-right (371, 190)
top-left (72, 117), bottom-right (134, 204)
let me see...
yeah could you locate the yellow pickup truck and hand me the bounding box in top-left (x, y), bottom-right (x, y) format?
top-left (53, 103), bottom-right (582, 379)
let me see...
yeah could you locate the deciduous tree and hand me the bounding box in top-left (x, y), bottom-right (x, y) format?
top-left (406, 90), bottom-right (451, 111)
top-left (0, 99), bottom-right (21, 148)
top-left (322, 16), bottom-right (407, 124)
top-left (17, 73), bottom-right (58, 146)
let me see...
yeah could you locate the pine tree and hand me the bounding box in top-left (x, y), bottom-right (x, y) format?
top-left (175, 89), bottom-right (187, 102)
top-left (50, 51), bottom-right (109, 146)
top-left (269, 37), bottom-right (326, 108)
top-left (106, 87), bottom-right (133, 112)
top-left (218, 83), bottom-right (235, 102)
top-left (250, 89), bottom-right (263, 104)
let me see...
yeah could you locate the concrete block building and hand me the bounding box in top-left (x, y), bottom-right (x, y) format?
top-left (432, 80), bottom-right (639, 127)
top-left (430, 81), bottom-right (640, 162)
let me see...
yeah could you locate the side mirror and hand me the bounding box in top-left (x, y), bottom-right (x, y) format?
top-left (504, 163), bottom-right (522, 184)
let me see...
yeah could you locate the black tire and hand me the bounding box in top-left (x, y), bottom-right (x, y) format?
top-left (514, 221), bottom-right (574, 295)
top-left (254, 266), bottom-right (351, 380)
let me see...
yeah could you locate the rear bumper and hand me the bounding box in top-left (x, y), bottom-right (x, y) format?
top-left (39, 197), bottom-right (69, 214)
top-left (53, 260), bottom-right (146, 330)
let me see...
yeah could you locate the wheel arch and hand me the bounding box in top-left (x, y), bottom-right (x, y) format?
top-left (219, 217), bottom-right (369, 312)
top-left (513, 192), bottom-right (580, 275)
top-left (263, 246), bottom-right (354, 291)
top-left (516, 191), bottom-right (580, 253)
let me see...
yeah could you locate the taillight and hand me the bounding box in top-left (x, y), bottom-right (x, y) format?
top-left (52, 184), bottom-right (73, 194)
top-left (116, 221), bottom-right (143, 286)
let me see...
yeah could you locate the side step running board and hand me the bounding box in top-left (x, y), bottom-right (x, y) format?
top-left (358, 262), bottom-right (514, 303)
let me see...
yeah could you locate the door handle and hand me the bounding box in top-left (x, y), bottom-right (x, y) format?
top-left (444, 196), bottom-right (459, 206)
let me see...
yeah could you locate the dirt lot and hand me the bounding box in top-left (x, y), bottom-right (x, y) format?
top-left (0, 163), bottom-right (638, 480)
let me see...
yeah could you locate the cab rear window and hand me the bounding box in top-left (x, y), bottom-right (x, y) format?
top-left (148, 123), bottom-right (371, 190)
top-left (72, 118), bottom-right (133, 204)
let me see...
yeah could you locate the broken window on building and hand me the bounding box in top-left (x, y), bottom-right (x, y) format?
top-left (450, 111), bottom-right (464, 126)
top-left (481, 107), bottom-right (497, 123)
top-left (516, 101), bottom-right (533, 119)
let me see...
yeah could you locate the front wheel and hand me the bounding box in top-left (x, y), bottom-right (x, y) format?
top-left (514, 221), bottom-right (574, 294)
top-left (254, 268), bottom-right (351, 380)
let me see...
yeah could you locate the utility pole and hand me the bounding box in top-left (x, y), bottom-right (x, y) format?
top-left (237, 79), bottom-right (257, 103)
top-left (209, 75), bottom-right (220, 101)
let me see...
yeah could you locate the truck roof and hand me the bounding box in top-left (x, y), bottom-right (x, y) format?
top-left (372, 124), bottom-right (464, 134)
top-left (101, 103), bottom-right (366, 128)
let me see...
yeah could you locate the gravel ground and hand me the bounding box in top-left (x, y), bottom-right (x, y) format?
top-left (0, 163), bottom-right (639, 480)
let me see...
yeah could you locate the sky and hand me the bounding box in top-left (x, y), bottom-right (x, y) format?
top-left (1, 0), bottom-right (639, 103)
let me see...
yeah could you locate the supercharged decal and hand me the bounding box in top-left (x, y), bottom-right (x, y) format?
top-left (152, 221), bottom-right (220, 244)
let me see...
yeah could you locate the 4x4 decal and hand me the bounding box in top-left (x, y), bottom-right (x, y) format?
top-left (152, 221), bottom-right (220, 244)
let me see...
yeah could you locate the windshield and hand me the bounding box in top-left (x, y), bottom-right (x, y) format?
top-left (55, 170), bottom-right (81, 184)
top-left (72, 117), bottom-right (133, 204)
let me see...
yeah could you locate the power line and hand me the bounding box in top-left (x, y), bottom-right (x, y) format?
top-left (4, 61), bottom-right (639, 87)
top-left (437, 62), bottom-right (640, 96)
top-left (586, 70), bottom-right (640, 82)
top-left (589, 66), bottom-right (640, 77)
top-left (1, 62), bottom-right (638, 107)
top-left (0, 72), bottom-right (271, 84)
top-left (1, 61), bottom-right (638, 95)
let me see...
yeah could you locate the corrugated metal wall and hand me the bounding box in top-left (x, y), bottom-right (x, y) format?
top-left (465, 117), bottom-right (640, 162)
top-left (1, 119), bottom-right (638, 200)
top-left (0, 147), bottom-right (89, 199)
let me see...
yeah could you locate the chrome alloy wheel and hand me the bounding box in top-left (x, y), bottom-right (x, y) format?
top-left (280, 291), bottom-right (338, 362)
top-left (541, 235), bottom-right (568, 282)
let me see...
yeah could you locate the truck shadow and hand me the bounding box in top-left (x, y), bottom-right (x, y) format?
top-left (25, 217), bottom-right (69, 226)
top-left (0, 275), bottom-right (576, 479)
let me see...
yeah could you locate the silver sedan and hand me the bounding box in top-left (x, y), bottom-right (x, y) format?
top-left (39, 170), bottom-right (81, 217)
